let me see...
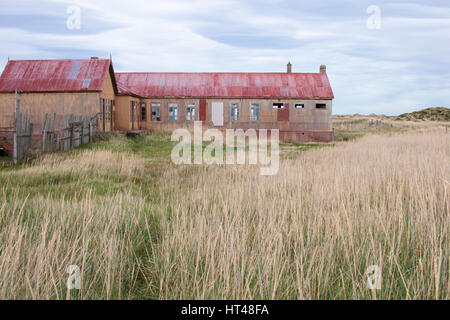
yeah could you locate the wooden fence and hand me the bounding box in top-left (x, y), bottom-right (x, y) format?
top-left (42, 113), bottom-right (99, 153)
top-left (1, 112), bottom-right (99, 163)
top-left (13, 109), bottom-right (33, 163)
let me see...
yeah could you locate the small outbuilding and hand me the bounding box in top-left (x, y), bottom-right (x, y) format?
top-left (0, 58), bottom-right (117, 133)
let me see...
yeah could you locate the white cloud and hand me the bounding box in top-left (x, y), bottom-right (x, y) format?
top-left (0, 0), bottom-right (449, 115)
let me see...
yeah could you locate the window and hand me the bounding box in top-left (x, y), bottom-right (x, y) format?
top-left (250, 103), bottom-right (260, 121)
top-left (140, 102), bottom-right (147, 121)
top-left (272, 103), bottom-right (284, 109)
top-left (186, 102), bottom-right (196, 121)
top-left (151, 103), bottom-right (161, 121)
top-left (105, 100), bottom-right (112, 121)
top-left (295, 104), bottom-right (305, 109)
top-left (316, 103), bottom-right (327, 109)
top-left (230, 103), bottom-right (240, 121)
top-left (168, 103), bottom-right (178, 120)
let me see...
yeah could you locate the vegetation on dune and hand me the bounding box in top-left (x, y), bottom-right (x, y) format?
top-left (0, 124), bottom-right (449, 299)
top-left (396, 107), bottom-right (450, 122)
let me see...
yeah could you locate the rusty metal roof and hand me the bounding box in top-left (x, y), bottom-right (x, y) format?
top-left (0, 59), bottom-right (114, 93)
top-left (115, 72), bottom-right (334, 99)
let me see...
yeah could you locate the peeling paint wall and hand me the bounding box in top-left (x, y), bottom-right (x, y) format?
top-left (0, 92), bottom-right (100, 133)
top-left (115, 97), bottom-right (333, 142)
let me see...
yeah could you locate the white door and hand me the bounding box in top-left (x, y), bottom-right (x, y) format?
top-left (211, 102), bottom-right (224, 126)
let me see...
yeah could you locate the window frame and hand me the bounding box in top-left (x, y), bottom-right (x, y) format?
top-left (249, 103), bottom-right (260, 121)
top-left (185, 102), bottom-right (197, 121)
top-left (140, 102), bottom-right (147, 121)
top-left (272, 103), bottom-right (285, 109)
top-left (151, 103), bottom-right (161, 121)
top-left (295, 103), bottom-right (305, 109)
top-left (316, 103), bottom-right (327, 109)
top-left (230, 102), bottom-right (241, 121)
top-left (168, 103), bottom-right (178, 121)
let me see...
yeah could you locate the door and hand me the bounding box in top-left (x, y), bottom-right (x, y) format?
top-left (277, 103), bottom-right (289, 121)
top-left (130, 101), bottom-right (138, 131)
top-left (211, 102), bottom-right (224, 126)
top-left (199, 99), bottom-right (207, 122)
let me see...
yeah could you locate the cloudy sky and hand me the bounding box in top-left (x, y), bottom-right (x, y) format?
top-left (0, 0), bottom-right (449, 115)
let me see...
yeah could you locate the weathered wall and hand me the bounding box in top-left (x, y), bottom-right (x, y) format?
top-left (0, 92), bottom-right (100, 133)
top-left (114, 95), bottom-right (141, 131)
top-left (99, 73), bottom-right (116, 132)
top-left (116, 97), bottom-right (333, 142)
top-left (0, 73), bottom-right (116, 133)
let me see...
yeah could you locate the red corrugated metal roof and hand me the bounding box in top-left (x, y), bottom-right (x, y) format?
top-left (115, 72), bottom-right (334, 99)
top-left (0, 59), bottom-right (112, 92)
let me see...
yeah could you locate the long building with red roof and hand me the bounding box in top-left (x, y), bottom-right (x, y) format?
top-left (0, 58), bottom-right (334, 142)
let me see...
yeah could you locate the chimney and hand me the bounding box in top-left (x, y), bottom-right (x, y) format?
top-left (287, 62), bottom-right (292, 73)
top-left (320, 65), bottom-right (326, 74)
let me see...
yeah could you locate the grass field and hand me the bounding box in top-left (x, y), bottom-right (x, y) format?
top-left (0, 117), bottom-right (449, 299)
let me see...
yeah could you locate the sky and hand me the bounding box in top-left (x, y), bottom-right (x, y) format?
top-left (0, 0), bottom-right (449, 115)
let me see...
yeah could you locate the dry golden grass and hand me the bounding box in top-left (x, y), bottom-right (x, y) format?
top-left (152, 130), bottom-right (450, 299)
top-left (0, 129), bottom-right (449, 299)
top-left (0, 150), bottom-right (151, 300)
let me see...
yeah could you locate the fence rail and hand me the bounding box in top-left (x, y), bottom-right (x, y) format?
top-left (2, 111), bottom-right (99, 163)
top-left (42, 113), bottom-right (99, 153)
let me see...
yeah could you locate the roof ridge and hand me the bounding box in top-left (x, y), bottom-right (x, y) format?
top-left (115, 72), bottom-right (322, 75)
top-left (7, 58), bottom-right (110, 62)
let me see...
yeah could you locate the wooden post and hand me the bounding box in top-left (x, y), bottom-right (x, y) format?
top-left (69, 123), bottom-right (74, 150)
top-left (102, 99), bottom-right (106, 132)
top-left (88, 122), bottom-right (92, 143)
top-left (13, 89), bottom-right (19, 164)
top-left (111, 100), bottom-right (114, 131)
top-left (28, 122), bottom-right (33, 159)
top-left (42, 113), bottom-right (48, 153)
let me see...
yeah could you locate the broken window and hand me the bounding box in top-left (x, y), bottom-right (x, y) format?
top-left (316, 103), bottom-right (327, 109)
top-left (250, 103), bottom-right (260, 121)
top-left (168, 103), bottom-right (178, 120)
top-left (140, 102), bottom-right (147, 121)
top-left (295, 104), bottom-right (305, 109)
top-left (186, 102), bottom-right (196, 121)
top-left (230, 103), bottom-right (240, 121)
top-left (151, 103), bottom-right (161, 121)
top-left (272, 103), bottom-right (284, 109)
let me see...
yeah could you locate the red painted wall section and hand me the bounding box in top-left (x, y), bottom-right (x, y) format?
top-left (277, 103), bottom-right (289, 121)
top-left (199, 99), bottom-right (207, 121)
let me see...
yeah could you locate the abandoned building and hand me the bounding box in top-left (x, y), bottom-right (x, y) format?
top-left (0, 58), bottom-right (334, 142)
top-left (0, 58), bottom-right (117, 134)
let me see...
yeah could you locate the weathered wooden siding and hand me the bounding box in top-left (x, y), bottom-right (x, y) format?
top-left (114, 95), bottom-right (141, 131)
top-left (116, 97), bottom-right (333, 142)
top-left (0, 92), bottom-right (100, 133)
top-left (0, 72), bottom-right (116, 133)
top-left (99, 73), bottom-right (116, 132)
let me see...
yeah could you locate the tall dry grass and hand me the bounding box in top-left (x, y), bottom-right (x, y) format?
top-left (0, 150), bottom-right (151, 299)
top-left (0, 130), bottom-right (448, 299)
top-left (152, 131), bottom-right (450, 299)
